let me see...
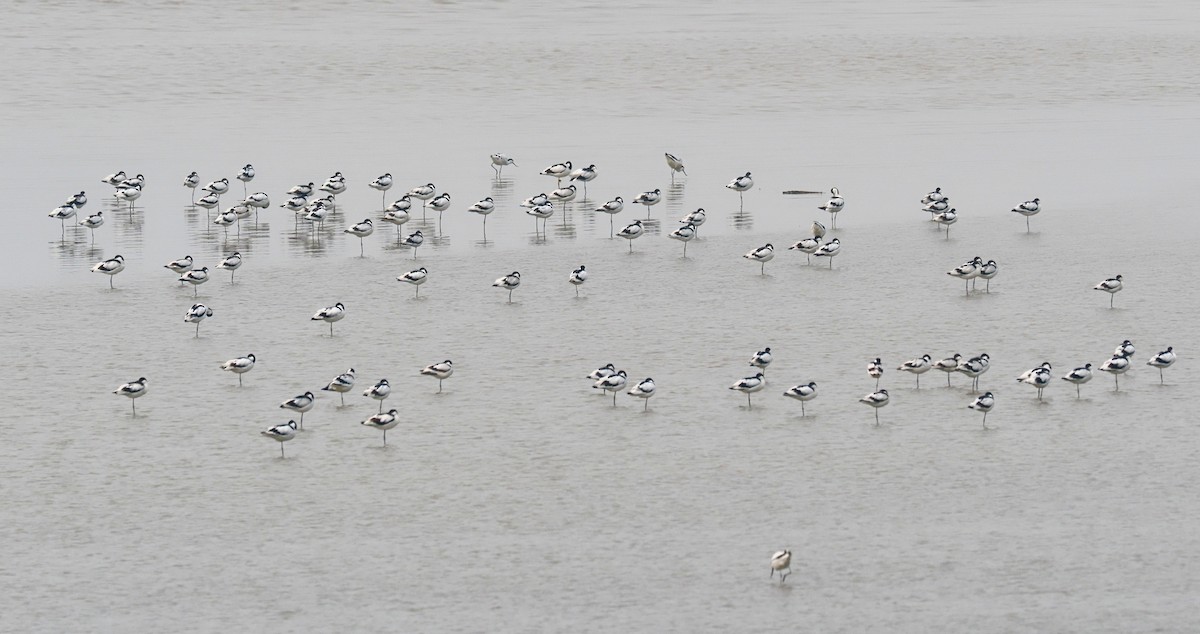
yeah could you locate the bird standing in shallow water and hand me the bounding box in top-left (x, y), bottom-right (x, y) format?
top-left (113, 377), bottom-right (148, 414)
top-left (743, 243), bottom-right (774, 275)
top-left (783, 382), bottom-right (817, 416)
top-left (726, 172), bottom-right (753, 209)
top-left (867, 358), bottom-right (883, 389)
top-left (665, 153), bottom-right (686, 182)
top-left (421, 360), bottom-right (454, 393)
top-left (493, 271), bottom-right (521, 303)
top-left (91, 254), bottom-right (125, 288)
top-left (860, 389), bottom-right (890, 424)
top-left (311, 302), bottom-right (346, 336)
top-left (261, 421), bottom-right (298, 457)
top-left (770, 550), bottom-right (791, 583)
top-left (617, 220), bottom-right (644, 252)
top-left (1011, 197), bottom-right (1040, 232)
top-left (398, 267), bottom-right (428, 297)
top-left (490, 153), bottom-right (517, 177)
top-left (362, 409), bottom-right (400, 446)
top-left (627, 378), bottom-right (656, 410)
top-left (220, 353), bottom-right (256, 386)
top-left (1094, 275), bottom-right (1123, 308)
top-left (364, 379), bottom-right (391, 412)
top-left (569, 265), bottom-right (588, 296)
top-left (969, 392), bottom-right (995, 427)
top-left (593, 370), bottom-right (628, 406)
top-left (280, 391), bottom-right (315, 429)
top-left (323, 368), bottom-right (356, 406)
top-left (730, 372), bottom-right (766, 409)
top-left (1147, 347), bottom-right (1176, 384)
top-left (897, 354), bottom-right (932, 388)
top-left (1062, 364), bottom-right (1093, 398)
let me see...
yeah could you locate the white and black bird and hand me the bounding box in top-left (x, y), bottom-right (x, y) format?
top-left (48, 203), bottom-right (78, 234)
top-left (568, 265), bottom-right (588, 296)
top-left (750, 347), bottom-right (773, 373)
top-left (280, 195), bottom-right (307, 214)
top-left (867, 358), bottom-right (883, 389)
top-left (490, 153), bottom-right (517, 177)
top-left (184, 303), bottom-right (213, 337)
top-left (113, 377), bottom-right (148, 414)
top-left (526, 201), bottom-right (555, 237)
top-left (218, 252), bottom-right (242, 282)
top-left (978, 259), bottom-right (999, 293)
top-left (935, 353), bottom-right (962, 386)
top-left (1061, 364), bottom-right (1093, 398)
top-left (729, 372), bottom-right (766, 409)
top-left (1094, 275), bottom-right (1123, 308)
top-left (665, 152), bottom-right (686, 182)
top-left (682, 207), bottom-right (707, 236)
top-left (1114, 340), bottom-right (1136, 359)
top-left (203, 178), bottom-right (229, 197)
top-left (788, 236), bottom-right (822, 264)
top-left (593, 370), bottom-right (628, 406)
top-left (1147, 347), bottom-right (1176, 384)
top-left (521, 192), bottom-right (550, 208)
top-left (369, 173), bottom-right (393, 208)
top-left (102, 170), bottom-right (127, 186)
top-left (398, 267), bottom-right (428, 297)
top-left (595, 196), bottom-right (624, 237)
top-left (91, 254), bottom-right (125, 288)
top-left (770, 550), bottom-right (791, 583)
top-left (540, 161), bottom-right (572, 185)
top-left (468, 197), bottom-right (496, 235)
top-left (811, 220), bottom-right (827, 239)
top-left (969, 392), bottom-right (995, 427)
top-left (569, 164), bottom-right (597, 197)
top-left (859, 389), bottom-right (890, 424)
top-left (726, 172), bottom-right (753, 207)
top-left (426, 192), bottom-right (451, 220)
top-left (783, 382), bottom-right (817, 416)
top-left (362, 409), bottom-right (400, 446)
top-left (897, 354), bottom-right (933, 388)
top-left (743, 243), bottom-right (775, 275)
top-left (320, 173), bottom-right (347, 195)
top-left (237, 164), bottom-right (255, 195)
top-left (364, 379), bottom-right (391, 412)
top-left (814, 238), bottom-right (841, 268)
top-left (180, 266), bottom-right (209, 296)
top-left (948, 257), bottom-right (982, 295)
top-left (79, 210), bottom-right (104, 241)
top-left (627, 377), bottom-right (656, 410)
top-left (922, 199), bottom-right (950, 217)
top-left (493, 271), bottom-right (521, 303)
top-left (421, 360), bottom-right (454, 393)
top-left (261, 421), bottom-right (298, 457)
top-left (184, 172), bottom-right (200, 202)
top-left (818, 187), bottom-right (844, 227)
top-left (408, 183), bottom-right (436, 203)
top-left (279, 391), bottom-right (316, 428)
top-left (958, 353), bottom-right (990, 392)
top-left (344, 218), bottom-right (374, 256)
top-left (220, 353), bottom-right (256, 386)
top-left (633, 189), bottom-right (662, 218)
top-left (114, 184), bottom-right (142, 216)
top-left (669, 222), bottom-right (697, 256)
top-left (588, 363), bottom-right (617, 381)
top-left (932, 209), bottom-right (958, 238)
top-left (383, 197), bottom-right (412, 238)
top-left (1017, 363), bottom-right (1053, 400)
top-left (402, 230), bottom-right (424, 258)
top-left (1011, 198), bottom-right (1040, 232)
top-left (921, 187), bottom-right (946, 205)
top-left (617, 219), bottom-right (644, 252)
top-left (287, 182), bottom-right (316, 198)
top-left (311, 302), bottom-right (346, 336)
top-left (323, 368), bottom-right (356, 405)
top-left (164, 255), bottom-right (194, 277)
top-left (549, 185), bottom-right (577, 212)
top-left (1100, 354), bottom-right (1131, 391)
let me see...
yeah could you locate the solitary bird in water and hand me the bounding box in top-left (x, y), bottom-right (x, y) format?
top-left (729, 372), bottom-right (766, 409)
top-left (627, 377), bottom-right (656, 410)
top-left (665, 152), bottom-right (686, 182)
top-left (1061, 364), bottom-right (1093, 398)
top-left (279, 391), bottom-right (315, 429)
top-left (490, 153), bottom-right (517, 177)
top-left (184, 303), bottom-right (214, 337)
top-left (398, 267), bottom-right (428, 297)
top-left (783, 382), bottom-right (817, 416)
top-left (113, 377), bottom-right (148, 414)
top-left (818, 187), bottom-right (844, 228)
top-left (91, 254), bottom-right (125, 288)
top-left (726, 172), bottom-right (753, 208)
top-left (362, 409), bottom-right (400, 446)
top-left (770, 550), bottom-right (792, 583)
top-left (364, 379), bottom-right (391, 412)
top-left (1094, 275), bottom-right (1123, 308)
top-left (1011, 197), bottom-right (1040, 232)
top-left (859, 389), bottom-right (890, 424)
top-left (1146, 346), bottom-right (1176, 384)
top-left (969, 392), bottom-right (995, 427)
top-left (568, 265), bottom-right (588, 296)
top-left (323, 368), bottom-right (356, 406)
top-left (897, 354), bottom-right (932, 388)
top-left (743, 243), bottom-right (774, 275)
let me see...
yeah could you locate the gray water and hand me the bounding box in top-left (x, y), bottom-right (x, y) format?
top-left (3, 1), bottom-right (1200, 631)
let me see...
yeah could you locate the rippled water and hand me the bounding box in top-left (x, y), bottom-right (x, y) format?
top-left (3, 1), bottom-right (1200, 631)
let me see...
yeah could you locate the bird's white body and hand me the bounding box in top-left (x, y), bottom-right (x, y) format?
top-left (550, 185), bottom-right (577, 205)
top-left (743, 244), bottom-right (775, 273)
top-left (770, 550), bottom-right (791, 582)
top-left (180, 267), bottom-right (210, 290)
top-left (164, 255), bottom-right (194, 275)
top-left (569, 265), bottom-right (588, 288)
top-left (814, 238), bottom-right (841, 267)
top-left (468, 197), bottom-right (495, 215)
top-left (408, 183), bottom-right (436, 200)
top-left (540, 161), bottom-right (572, 182)
top-left (594, 370), bottom-right (628, 404)
top-left (665, 153), bottom-right (686, 177)
top-left (726, 172), bottom-right (754, 192)
top-left (261, 421), bottom-right (298, 456)
top-left (421, 360), bottom-right (454, 392)
top-left (312, 302), bottom-right (346, 324)
top-left (369, 173), bottom-right (394, 191)
top-left (588, 363), bottom-right (617, 381)
top-left (628, 378), bottom-right (656, 409)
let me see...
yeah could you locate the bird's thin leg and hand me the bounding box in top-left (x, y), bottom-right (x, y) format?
top-left (195, 323), bottom-right (199, 337)
top-left (280, 444), bottom-right (285, 458)
top-left (629, 241), bottom-right (633, 253)
top-left (1115, 375), bottom-right (1119, 391)
top-left (946, 373), bottom-right (950, 387)
top-left (801, 402), bottom-right (805, 416)
top-left (131, 400), bottom-right (136, 415)
top-left (383, 430), bottom-right (387, 446)
top-left (612, 392), bottom-right (617, 406)
top-left (1160, 368), bottom-right (1164, 384)
top-left (330, 322), bottom-right (333, 336)
top-left (239, 374), bottom-right (243, 387)
top-left (378, 401), bottom-right (383, 413)
top-left (747, 393), bottom-right (752, 409)
top-left (875, 409), bottom-right (879, 425)
top-left (1026, 217), bottom-right (1030, 232)
top-left (1076, 384), bottom-right (1080, 398)
top-left (340, 393), bottom-right (345, 406)
top-left (644, 399), bottom-right (648, 411)
top-left (438, 379), bottom-right (443, 393)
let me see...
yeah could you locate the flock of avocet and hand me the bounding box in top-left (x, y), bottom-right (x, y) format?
top-left (48, 154), bottom-right (1176, 468)
top-left (53, 152), bottom-right (1180, 583)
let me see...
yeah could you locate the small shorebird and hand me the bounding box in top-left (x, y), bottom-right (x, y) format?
top-left (490, 153), bottom-right (517, 177)
top-left (1099, 354), bottom-right (1131, 391)
top-left (669, 222), bottom-right (697, 256)
top-left (633, 189), bottom-right (661, 218)
top-left (1146, 347), bottom-right (1176, 384)
top-left (493, 271), bottom-right (521, 303)
top-left (743, 243), bottom-right (775, 275)
top-left (595, 196), bottom-right (624, 237)
top-left (279, 391), bottom-right (315, 428)
top-left (818, 187), bottom-right (844, 227)
top-left (726, 172), bottom-right (753, 208)
top-left (311, 302), bottom-right (346, 336)
top-left (1094, 275), bottom-right (1123, 307)
top-left (859, 389), bottom-right (890, 424)
top-left (362, 409), bottom-right (400, 446)
top-left (398, 267), bottom-right (428, 297)
top-left (1011, 198), bottom-right (1040, 232)
top-left (363, 379), bottom-right (391, 413)
top-left (593, 370), bottom-right (628, 406)
top-left (344, 219), bottom-right (374, 256)
top-left (969, 392), bottom-right (995, 427)
top-left (568, 265), bottom-right (588, 296)
top-left (783, 382), bottom-right (817, 416)
top-left (369, 173), bottom-right (393, 208)
top-left (540, 161), bottom-right (572, 185)
top-left (867, 358), bottom-right (883, 389)
top-left (935, 353), bottom-right (962, 386)
top-left (421, 360), bottom-right (454, 393)
top-left (814, 238), bottom-right (841, 268)
top-left (113, 377), bottom-right (148, 414)
top-left (665, 152), bottom-right (686, 182)
top-left (729, 372), bottom-right (766, 409)
top-left (1061, 364), bottom-right (1093, 398)
top-left (180, 267), bottom-right (209, 296)
top-left (897, 354), bottom-right (932, 388)
top-left (220, 353), bottom-right (256, 386)
top-left (627, 378), bottom-right (656, 410)
top-left (261, 421), bottom-right (298, 457)
top-left (184, 303), bottom-right (214, 337)
top-left (91, 254), bottom-right (125, 288)
top-left (322, 368), bottom-right (356, 405)
top-left (218, 252), bottom-right (242, 282)
top-left (750, 347), bottom-right (773, 374)
top-left (617, 220), bottom-right (644, 252)
top-left (770, 550), bottom-right (791, 583)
